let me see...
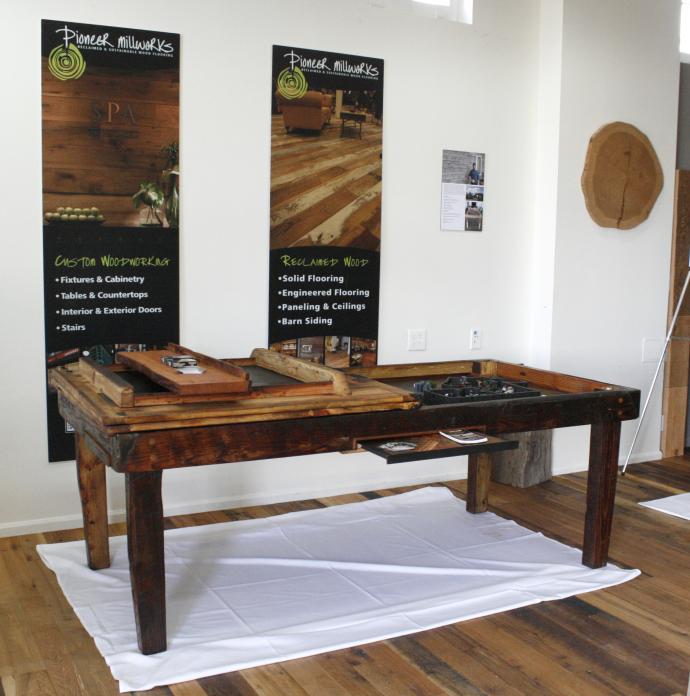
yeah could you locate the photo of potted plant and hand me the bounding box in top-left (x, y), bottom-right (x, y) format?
top-left (131, 143), bottom-right (179, 228)
top-left (132, 182), bottom-right (165, 226)
top-left (161, 142), bottom-right (179, 228)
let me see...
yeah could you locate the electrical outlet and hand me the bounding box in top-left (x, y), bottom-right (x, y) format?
top-left (470, 328), bottom-right (481, 350)
top-left (407, 329), bottom-right (427, 351)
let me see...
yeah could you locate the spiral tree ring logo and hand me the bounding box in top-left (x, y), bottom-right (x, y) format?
top-left (48, 43), bottom-right (86, 81)
top-left (276, 66), bottom-right (308, 100)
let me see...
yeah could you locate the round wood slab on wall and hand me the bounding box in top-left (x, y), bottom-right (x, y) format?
top-left (581, 121), bottom-right (663, 230)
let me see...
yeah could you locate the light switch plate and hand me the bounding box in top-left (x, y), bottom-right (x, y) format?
top-left (642, 338), bottom-right (664, 363)
top-left (407, 329), bottom-right (427, 351)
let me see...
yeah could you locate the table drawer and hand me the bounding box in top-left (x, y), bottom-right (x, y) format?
top-left (358, 432), bottom-right (518, 464)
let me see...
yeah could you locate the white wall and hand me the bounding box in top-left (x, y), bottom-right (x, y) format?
top-left (0, 0), bottom-right (543, 535)
top-left (547, 0), bottom-right (680, 471)
top-left (0, 0), bottom-right (680, 536)
top-left (528, 0), bottom-right (564, 368)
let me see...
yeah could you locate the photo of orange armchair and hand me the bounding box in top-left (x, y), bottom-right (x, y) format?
top-left (275, 90), bottom-right (333, 133)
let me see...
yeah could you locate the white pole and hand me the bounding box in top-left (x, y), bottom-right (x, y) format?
top-left (621, 266), bottom-right (690, 475)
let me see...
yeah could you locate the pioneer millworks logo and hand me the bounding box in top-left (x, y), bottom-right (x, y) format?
top-left (48, 41), bottom-right (86, 81)
top-left (47, 24), bottom-right (176, 79)
top-left (276, 66), bottom-right (308, 100)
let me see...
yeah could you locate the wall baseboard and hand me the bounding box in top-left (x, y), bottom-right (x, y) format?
top-left (0, 450), bottom-right (665, 539)
top-left (550, 450), bottom-right (663, 476)
top-left (0, 468), bottom-right (467, 539)
top-left (0, 513), bottom-right (91, 539)
top-left (624, 450), bottom-right (663, 466)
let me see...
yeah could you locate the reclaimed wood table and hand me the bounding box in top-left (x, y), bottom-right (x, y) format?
top-left (49, 355), bottom-right (639, 655)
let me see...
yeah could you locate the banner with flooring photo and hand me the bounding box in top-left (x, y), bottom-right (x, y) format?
top-left (41, 20), bottom-right (180, 462)
top-left (269, 45), bottom-right (384, 369)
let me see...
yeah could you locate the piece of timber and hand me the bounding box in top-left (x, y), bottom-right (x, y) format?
top-left (116, 349), bottom-right (251, 396)
top-left (166, 343), bottom-right (248, 381)
top-left (494, 362), bottom-right (613, 393)
top-left (347, 360), bottom-right (477, 380)
top-left (127, 377), bottom-right (335, 406)
top-left (78, 357), bottom-right (135, 408)
top-left (251, 348), bottom-right (351, 395)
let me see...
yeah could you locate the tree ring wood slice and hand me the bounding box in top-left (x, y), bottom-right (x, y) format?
top-left (581, 121), bottom-right (663, 229)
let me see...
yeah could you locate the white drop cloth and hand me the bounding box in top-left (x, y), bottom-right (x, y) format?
top-left (640, 491), bottom-right (690, 520)
top-left (37, 486), bottom-right (639, 692)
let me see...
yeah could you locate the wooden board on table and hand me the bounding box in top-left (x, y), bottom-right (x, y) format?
top-left (116, 348), bottom-right (250, 395)
top-left (494, 361), bottom-right (613, 393)
top-left (251, 347), bottom-right (350, 395)
top-left (346, 360), bottom-right (478, 380)
top-left (48, 360), bottom-right (417, 433)
top-left (71, 349), bottom-right (350, 408)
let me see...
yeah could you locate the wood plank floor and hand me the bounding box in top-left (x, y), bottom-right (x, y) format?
top-left (2, 457), bottom-right (690, 695)
top-left (270, 113), bottom-right (382, 250)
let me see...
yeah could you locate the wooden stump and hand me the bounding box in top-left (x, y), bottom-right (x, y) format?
top-left (490, 430), bottom-right (552, 488)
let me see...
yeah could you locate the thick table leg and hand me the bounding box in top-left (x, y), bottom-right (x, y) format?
top-left (126, 471), bottom-right (166, 654)
top-left (583, 420), bottom-right (621, 568)
top-left (467, 452), bottom-right (491, 513)
top-left (76, 434), bottom-right (110, 570)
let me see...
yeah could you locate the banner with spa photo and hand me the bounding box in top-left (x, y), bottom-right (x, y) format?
top-left (268, 45), bottom-right (384, 369)
top-left (41, 20), bottom-right (180, 462)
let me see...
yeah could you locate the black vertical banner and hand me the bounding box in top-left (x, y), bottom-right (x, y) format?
top-left (269, 45), bottom-right (383, 369)
top-left (41, 20), bottom-right (180, 461)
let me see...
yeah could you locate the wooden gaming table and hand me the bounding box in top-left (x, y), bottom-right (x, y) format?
top-left (48, 352), bottom-right (640, 655)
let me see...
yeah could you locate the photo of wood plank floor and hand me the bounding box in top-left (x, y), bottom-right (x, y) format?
top-left (270, 114), bottom-right (382, 250)
top-left (2, 457), bottom-right (690, 695)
